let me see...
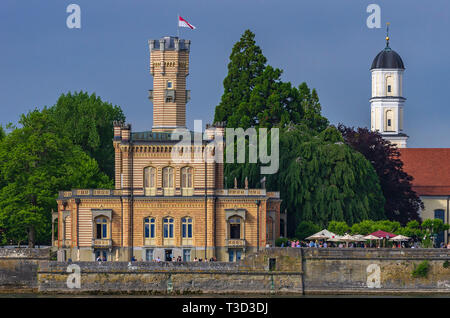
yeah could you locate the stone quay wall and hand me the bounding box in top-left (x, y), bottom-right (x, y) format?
top-left (0, 247), bottom-right (51, 292)
top-left (1, 247), bottom-right (450, 295)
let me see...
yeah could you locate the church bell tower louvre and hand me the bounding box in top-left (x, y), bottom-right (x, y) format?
top-left (370, 25), bottom-right (408, 148)
top-left (148, 36), bottom-right (191, 133)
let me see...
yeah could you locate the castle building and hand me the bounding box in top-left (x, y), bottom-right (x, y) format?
top-left (53, 36), bottom-right (282, 262)
top-left (370, 35), bottom-right (408, 148)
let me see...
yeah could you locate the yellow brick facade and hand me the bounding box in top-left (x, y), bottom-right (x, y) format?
top-left (54, 36), bottom-right (281, 262)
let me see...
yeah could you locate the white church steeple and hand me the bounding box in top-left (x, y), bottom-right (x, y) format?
top-left (370, 24), bottom-right (408, 148)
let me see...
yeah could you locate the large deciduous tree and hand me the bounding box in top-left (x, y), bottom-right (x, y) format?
top-left (272, 125), bottom-right (385, 232)
top-left (338, 125), bottom-right (422, 225)
top-left (47, 91), bottom-right (125, 178)
top-left (0, 110), bottom-right (111, 247)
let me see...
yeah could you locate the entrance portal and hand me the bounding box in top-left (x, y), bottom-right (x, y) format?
top-left (165, 249), bottom-right (173, 261)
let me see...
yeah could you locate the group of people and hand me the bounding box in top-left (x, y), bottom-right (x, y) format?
top-left (281, 239), bottom-right (450, 249)
top-left (140, 256), bottom-right (218, 262)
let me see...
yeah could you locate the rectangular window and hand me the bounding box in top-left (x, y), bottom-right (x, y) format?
top-left (164, 224), bottom-right (173, 238)
top-left (102, 224), bottom-right (107, 238)
top-left (182, 223), bottom-right (186, 238)
top-left (228, 250), bottom-right (234, 262)
top-left (236, 250), bottom-right (242, 261)
top-left (183, 249), bottom-right (191, 262)
top-left (150, 224), bottom-right (155, 238)
top-left (387, 85), bottom-right (391, 93)
top-left (96, 224), bottom-right (102, 239)
top-left (145, 249), bottom-right (153, 261)
top-left (188, 224), bottom-right (192, 238)
top-left (145, 223), bottom-right (149, 238)
top-left (230, 224), bottom-right (241, 239)
top-left (388, 119), bottom-right (392, 127)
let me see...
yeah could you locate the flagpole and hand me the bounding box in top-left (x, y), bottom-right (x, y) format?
top-left (177, 14), bottom-right (180, 38)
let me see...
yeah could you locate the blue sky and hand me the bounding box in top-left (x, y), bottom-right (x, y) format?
top-left (1, 0), bottom-right (449, 147)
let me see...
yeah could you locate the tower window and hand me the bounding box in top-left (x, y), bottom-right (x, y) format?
top-left (165, 89), bottom-right (175, 103)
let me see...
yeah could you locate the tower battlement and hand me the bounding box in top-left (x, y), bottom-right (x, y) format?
top-left (148, 36), bottom-right (191, 51)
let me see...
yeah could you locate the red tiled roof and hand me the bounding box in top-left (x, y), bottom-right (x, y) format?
top-left (398, 148), bottom-right (450, 196)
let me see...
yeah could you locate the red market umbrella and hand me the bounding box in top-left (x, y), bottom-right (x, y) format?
top-left (369, 230), bottom-right (397, 248)
top-left (369, 230), bottom-right (396, 239)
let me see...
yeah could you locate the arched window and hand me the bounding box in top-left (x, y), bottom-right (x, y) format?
top-left (144, 217), bottom-right (155, 238)
top-left (162, 167), bottom-right (174, 196)
top-left (144, 167), bottom-right (156, 196)
top-left (385, 110), bottom-right (394, 132)
top-left (181, 167), bottom-right (193, 196)
top-left (229, 216), bottom-right (242, 239)
top-left (95, 217), bottom-right (109, 239)
top-left (163, 217), bottom-right (174, 238)
top-left (182, 217), bottom-right (193, 238)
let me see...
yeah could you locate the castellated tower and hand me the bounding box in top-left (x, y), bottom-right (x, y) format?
top-left (148, 36), bottom-right (191, 132)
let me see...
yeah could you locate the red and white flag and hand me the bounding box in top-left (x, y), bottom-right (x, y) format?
top-left (178, 16), bottom-right (196, 30)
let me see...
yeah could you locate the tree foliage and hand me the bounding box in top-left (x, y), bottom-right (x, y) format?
top-left (0, 108), bottom-right (113, 247)
top-left (272, 125), bottom-right (385, 232)
top-left (328, 221), bottom-right (350, 236)
top-left (215, 30), bottom-right (386, 235)
top-left (47, 91), bottom-right (125, 178)
top-left (338, 125), bottom-right (423, 225)
top-left (214, 30), bottom-right (328, 131)
top-left (295, 221), bottom-right (320, 240)
top-left (0, 126), bottom-right (5, 142)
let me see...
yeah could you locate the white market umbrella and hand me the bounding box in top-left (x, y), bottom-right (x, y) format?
top-left (352, 234), bottom-right (367, 242)
top-left (340, 233), bottom-right (358, 247)
top-left (363, 234), bottom-right (382, 247)
top-left (389, 235), bottom-right (411, 241)
top-left (327, 235), bottom-right (343, 242)
top-left (363, 234), bottom-right (382, 240)
top-left (306, 229), bottom-right (336, 241)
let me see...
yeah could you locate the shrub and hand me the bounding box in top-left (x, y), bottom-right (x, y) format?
top-left (443, 260), bottom-right (450, 269)
top-left (328, 221), bottom-right (349, 236)
top-left (412, 260), bottom-right (430, 278)
top-left (295, 221), bottom-right (320, 240)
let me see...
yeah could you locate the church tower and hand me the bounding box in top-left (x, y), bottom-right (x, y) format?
top-left (148, 36), bottom-right (191, 132)
top-left (370, 28), bottom-right (408, 148)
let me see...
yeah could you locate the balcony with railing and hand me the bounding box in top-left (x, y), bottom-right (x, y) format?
top-left (92, 238), bottom-right (112, 248)
top-left (226, 239), bottom-right (246, 248)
